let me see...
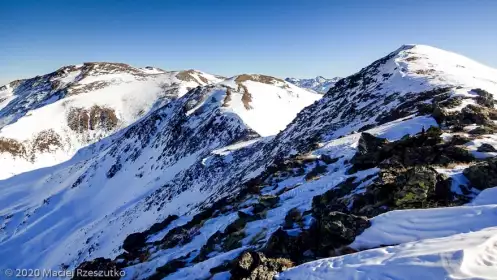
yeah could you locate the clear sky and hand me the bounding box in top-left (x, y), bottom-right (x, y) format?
top-left (1, 0), bottom-right (496, 85)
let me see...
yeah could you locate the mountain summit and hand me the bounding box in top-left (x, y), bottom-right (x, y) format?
top-left (1, 45), bottom-right (497, 280)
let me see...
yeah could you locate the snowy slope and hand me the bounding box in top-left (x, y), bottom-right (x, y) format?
top-left (279, 188), bottom-right (497, 280)
top-left (0, 64), bottom-right (222, 179)
top-left (218, 74), bottom-right (320, 136)
top-left (285, 76), bottom-right (341, 93)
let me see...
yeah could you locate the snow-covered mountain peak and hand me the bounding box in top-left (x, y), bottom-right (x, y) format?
top-left (0, 63), bottom-right (224, 179)
top-left (277, 44), bottom-right (497, 156)
top-left (376, 44), bottom-right (497, 93)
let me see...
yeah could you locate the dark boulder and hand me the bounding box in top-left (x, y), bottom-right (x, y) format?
top-left (253, 195), bottom-right (280, 214)
top-left (477, 143), bottom-right (497, 153)
top-left (463, 158), bottom-right (497, 190)
top-left (311, 211), bottom-right (370, 256)
top-left (264, 228), bottom-right (310, 261)
top-left (320, 154), bottom-right (339, 164)
top-left (351, 133), bottom-right (388, 169)
top-left (304, 162), bottom-right (328, 181)
top-left (461, 105), bottom-right (491, 125)
top-left (449, 134), bottom-right (472, 145)
top-left (469, 126), bottom-right (497, 135)
top-left (394, 166), bottom-right (438, 208)
top-left (433, 173), bottom-right (454, 203)
top-left (350, 165), bottom-right (460, 216)
top-left (473, 88), bottom-right (495, 108)
top-left (122, 232), bottom-right (147, 254)
top-left (72, 258), bottom-right (121, 280)
top-left (283, 207), bottom-right (303, 229)
top-left (195, 231), bottom-right (223, 262)
top-left (230, 251), bottom-right (293, 280)
top-left (312, 177), bottom-right (360, 216)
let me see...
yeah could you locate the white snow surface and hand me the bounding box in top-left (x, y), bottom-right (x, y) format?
top-left (218, 77), bottom-right (321, 136)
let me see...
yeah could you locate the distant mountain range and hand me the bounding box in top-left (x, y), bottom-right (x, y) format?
top-left (285, 76), bottom-right (342, 93)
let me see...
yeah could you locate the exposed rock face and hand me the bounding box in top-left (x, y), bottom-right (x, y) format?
top-left (0, 130), bottom-right (62, 160)
top-left (350, 127), bottom-right (473, 173)
top-left (230, 251), bottom-right (294, 280)
top-left (473, 88), bottom-right (495, 107)
top-left (283, 208), bottom-right (303, 229)
top-left (434, 102), bottom-right (497, 129)
top-left (477, 143), bottom-right (497, 153)
top-left (176, 69), bottom-right (210, 84)
top-left (253, 195), bottom-right (280, 214)
top-left (67, 106), bottom-right (119, 133)
top-left (463, 158), bottom-right (497, 190)
top-left (350, 165), bottom-right (457, 216)
top-left (122, 232), bottom-right (146, 255)
top-left (264, 228), bottom-right (311, 261)
top-left (351, 132), bottom-right (389, 169)
top-left (31, 129), bottom-right (62, 154)
top-left (311, 212), bottom-right (370, 256)
top-left (0, 137), bottom-right (26, 157)
top-left (393, 166), bottom-right (438, 208)
top-left (235, 74), bottom-right (286, 86)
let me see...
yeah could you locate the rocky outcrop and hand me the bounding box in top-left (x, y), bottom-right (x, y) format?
top-left (31, 129), bottom-right (62, 154)
top-left (230, 251), bottom-right (294, 280)
top-left (264, 209), bottom-right (370, 262)
top-left (434, 103), bottom-right (497, 129)
top-left (253, 195), bottom-right (280, 214)
top-left (0, 130), bottom-right (62, 160)
top-left (122, 232), bottom-right (147, 255)
top-left (0, 137), bottom-right (26, 157)
top-left (67, 105), bottom-right (119, 133)
top-left (393, 166), bottom-right (439, 208)
top-left (463, 158), bottom-right (497, 190)
top-left (71, 258), bottom-right (122, 280)
top-left (477, 143), bottom-right (497, 153)
top-left (350, 127), bottom-right (473, 173)
top-left (311, 211), bottom-right (370, 256)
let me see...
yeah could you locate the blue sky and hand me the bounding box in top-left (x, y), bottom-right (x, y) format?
top-left (1, 0), bottom-right (496, 85)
